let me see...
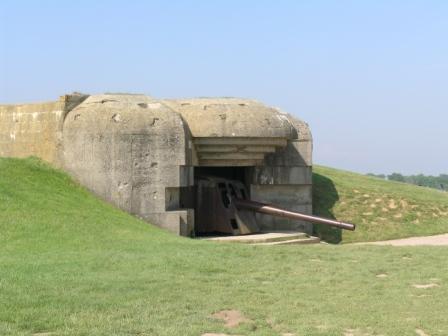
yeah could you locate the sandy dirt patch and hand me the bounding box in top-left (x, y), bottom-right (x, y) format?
top-left (211, 310), bottom-right (251, 328)
top-left (344, 328), bottom-right (372, 336)
top-left (415, 329), bottom-right (429, 336)
top-left (202, 334), bottom-right (242, 336)
top-left (412, 283), bottom-right (439, 289)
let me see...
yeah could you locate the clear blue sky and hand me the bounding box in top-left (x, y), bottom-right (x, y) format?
top-left (1, 1), bottom-right (447, 175)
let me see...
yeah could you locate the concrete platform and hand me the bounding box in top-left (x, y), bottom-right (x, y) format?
top-left (252, 236), bottom-right (320, 245)
top-left (200, 231), bottom-right (320, 245)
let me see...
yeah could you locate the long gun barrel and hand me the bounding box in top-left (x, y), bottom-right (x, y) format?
top-left (234, 198), bottom-right (356, 231)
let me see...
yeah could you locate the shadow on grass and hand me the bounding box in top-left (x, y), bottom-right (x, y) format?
top-left (312, 172), bottom-right (342, 244)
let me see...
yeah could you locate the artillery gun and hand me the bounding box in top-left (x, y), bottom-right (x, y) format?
top-left (195, 176), bottom-right (355, 235)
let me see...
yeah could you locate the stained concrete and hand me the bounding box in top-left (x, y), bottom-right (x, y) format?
top-left (1, 93), bottom-right (313, 236)
top-left (202, 232), bottom-right (320, 245)
top-left (62, 94), bottom-right (194, 235)
top-left (0, 93), bottom-right (87, 165)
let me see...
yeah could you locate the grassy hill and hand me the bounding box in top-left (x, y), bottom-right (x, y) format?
top-left (1, 158), bottom-right (448, 336)
top-left (313, 165), bottom-right (448, 243)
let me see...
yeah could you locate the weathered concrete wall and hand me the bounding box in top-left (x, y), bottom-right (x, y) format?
top-left (164, 98), bottom-right (295, 167)
top-left (0, 94), bottom-right (88, 165)
top-left (62, 94), bottom-right (195, 236)
top-left (164, 98), bottom-right (295, 138)
top-left (0, 100), bottom-right (64, 163)
top-left (249, 114), bottom-right (313, 234)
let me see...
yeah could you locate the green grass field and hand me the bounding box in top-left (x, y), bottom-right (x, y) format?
top-left (313, 165), bottom-right (448, 243)
top-left (1, 158), bottom-right (448, 336)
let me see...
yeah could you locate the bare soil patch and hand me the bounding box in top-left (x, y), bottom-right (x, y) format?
top-left (412, 283), bottom-right (439, 289)
top-left (415, 329), bottom-right (429, 336)
top-left (211, 310), bottom-right (251, 328)
top-left (202, 334), bottom-right (242, 336)
top-left (388, 199), bottom-right (397, 209)
top-left (344, 328), bottom-right (372, 336)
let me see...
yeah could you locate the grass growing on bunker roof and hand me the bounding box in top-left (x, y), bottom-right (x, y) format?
top-left (1, 157), bottom-right (448, 336)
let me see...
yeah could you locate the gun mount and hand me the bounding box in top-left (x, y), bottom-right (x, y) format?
top-left (194, 175), bottom-right (355, 235)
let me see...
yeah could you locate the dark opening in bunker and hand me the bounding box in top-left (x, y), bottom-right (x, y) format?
top-left (194, 166), bottom-right (248, 185)
top-left (193, 166), bottom-right (259, 236)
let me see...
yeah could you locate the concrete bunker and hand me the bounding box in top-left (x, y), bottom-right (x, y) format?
top-left (0, 93), bottom-right (315, 237)
top-left (164, 97), bottom-right (315, 237)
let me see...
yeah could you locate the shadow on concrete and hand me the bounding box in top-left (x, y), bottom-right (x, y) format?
top-left (312, 172), bottom-right (342, 244)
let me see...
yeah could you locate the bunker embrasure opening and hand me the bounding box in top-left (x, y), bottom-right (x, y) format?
top-left (193, 166), bottom-right (260, 236)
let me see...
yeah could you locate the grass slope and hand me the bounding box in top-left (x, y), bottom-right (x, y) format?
top-left (313, 165), bottom-right (448, 243)
top-left (1, 158), bottom-right (448, 336)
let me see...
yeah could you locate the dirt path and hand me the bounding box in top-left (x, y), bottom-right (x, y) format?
top-left (359, 233), bottom-right (448, 246)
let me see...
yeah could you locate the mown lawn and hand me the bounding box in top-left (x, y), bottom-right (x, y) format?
top-left (1, 158), bottom-right (448, 336)
top-left (313, 165), bottom-right (448, 243)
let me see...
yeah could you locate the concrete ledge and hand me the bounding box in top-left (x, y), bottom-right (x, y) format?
top-left (200, 231), bottom-right (320, 245)
top-left (200, 231), bottom-right (308, 244)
